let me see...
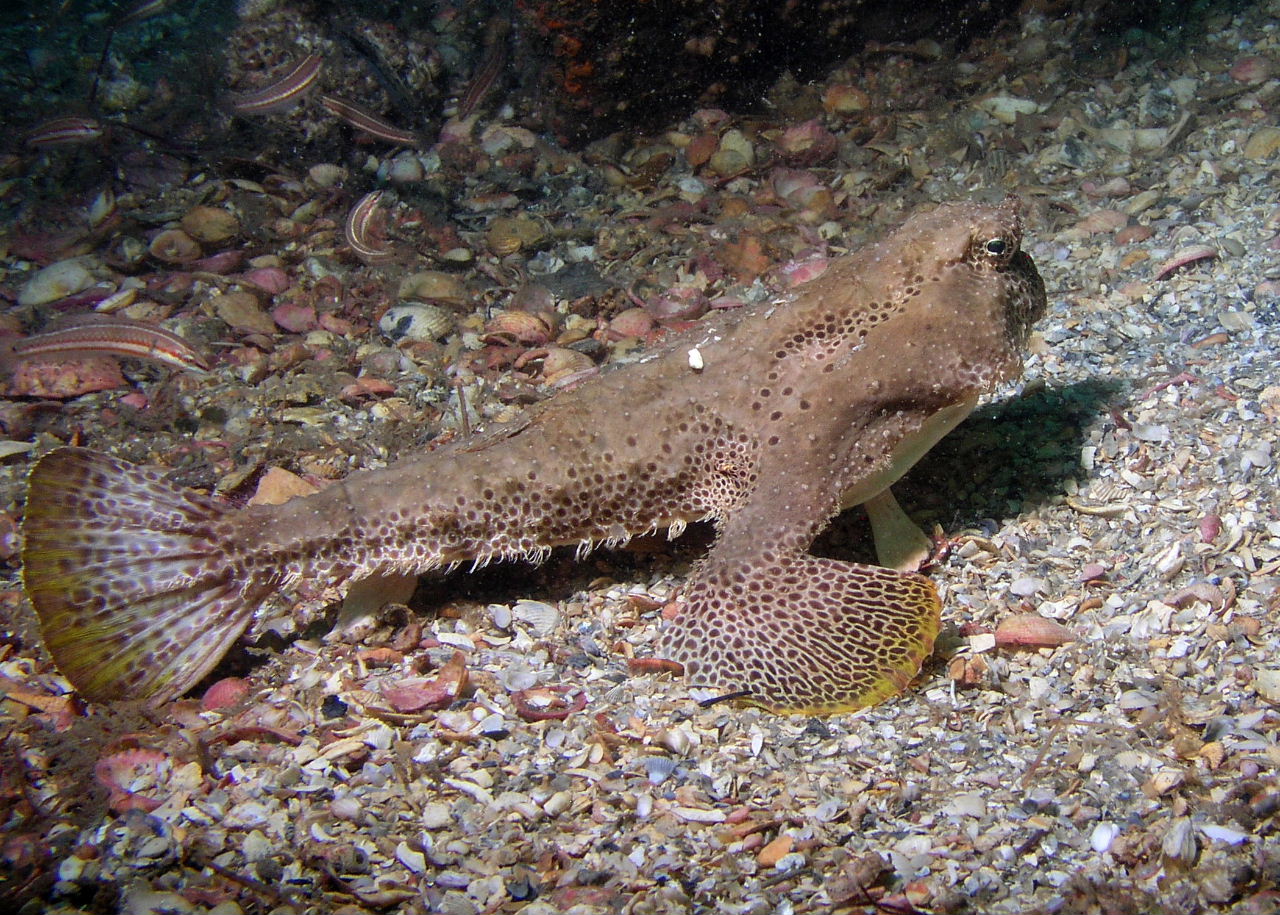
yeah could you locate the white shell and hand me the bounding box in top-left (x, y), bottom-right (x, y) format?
top-left (379, 302), bottom-right (453, 343)
top-left (975, 94), bottom-right (1044, 125)
top-left (511, 599), bottom-right (560, 637)
top-left (18, 258), bottom-right (94, 306)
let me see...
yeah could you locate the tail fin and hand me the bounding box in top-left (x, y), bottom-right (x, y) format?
top-left (21, 448), bottom-right (273, 704)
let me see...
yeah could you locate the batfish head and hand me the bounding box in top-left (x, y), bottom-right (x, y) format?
top-left (872, 197), bottom-right (1048, 394)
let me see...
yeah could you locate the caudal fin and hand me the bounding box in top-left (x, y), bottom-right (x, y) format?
top-left (658, 550), bottom-right (941, 715)
top-left (21, 448), bottom-right (274, 704)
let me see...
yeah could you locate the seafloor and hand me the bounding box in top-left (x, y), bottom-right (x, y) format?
top-left (1, 1), bottom-right (1280, 913)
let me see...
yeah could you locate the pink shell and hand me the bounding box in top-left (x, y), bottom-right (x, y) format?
top-left (691, 108), bottom-right (730, 128)
top-left (382, 651), bottom-right (469, 712)
top-left (1154, 245), bottom-right (1217, 281)
top-left (1115, 224), bottom-right (1154, 245)
top-left (645, 285), bottom-right (708, 322)
top-left (271, 302), bottom-right (318, 333)
top-left (7, 355), bottom-right (127, 399)
top-left (1079, 563), bottom-right (1108, 582)
top-left (994, 614), bottom-right (1075, 649)
top-left (1198, 513), bottom-right (1221, 543)
top-left (241, 267), bottom-right (291, 295)
top-left (776, 119), bottom-right (838, 165)
top-left (771, 167), bottom-right (821, 203)
top-left (607, 308), bottom-right (655, 340)
top-left (1229, 55), bottom-right (1272, 84)
top-left (190, 250), bottom-right (244, 275)
top-left (94, 748), bottom-right (171, 813)
top-left (511, 685), bottom-right (587, 722)
top-left (319, 313), bottom-right (354, 335)
top-left (776, 256), bottom-right (831, 288)
top-left (201, 676), bottom-right (250, 711)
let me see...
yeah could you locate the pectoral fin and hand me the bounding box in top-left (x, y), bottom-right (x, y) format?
top-left (863, 488), bottom-right (934, 572)
top-left (656, 549), bottom-right (940, 715)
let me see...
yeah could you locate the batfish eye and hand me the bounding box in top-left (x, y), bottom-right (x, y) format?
top-left (983, 237), bottom-right (1010, 257)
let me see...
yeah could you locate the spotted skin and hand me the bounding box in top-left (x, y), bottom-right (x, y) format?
top-left (21, 199), bottom-right (1046, 710)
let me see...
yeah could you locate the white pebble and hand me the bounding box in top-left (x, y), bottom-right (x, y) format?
top-left (1118, 689), bottom-right (1158, 710)
top-left (388, 153), bottom-right (425, 184)
top-left (1132, 423), bottom-right (1171, 442)
top-left (57, 854), bottom-right (90, 883)
top-left (499, 664), bottom-right (539, 691)
top-left (543, 790), bottom-right (572, 816)
top-left (1253, 668), bottom-right (1280, 703)
top-left (241, 829), bottom-right (273, 862)
top-left (422, 802), bottom-right (452, 829)
top-left (945, 793), bottom-right (987, 818)
top-left (643, 756), bottom-right (678, 786)
top-left (436, 632), bottom-right (476, 651)
top-left (121, 888), bottom-right (197, 915)
top-left (1009, 577), bottom-right (1046, 597)
top-left (1199, 823), bottom-right (1249, 845)
top-left (1242, 448), bottom-right (1272, 470)
top-left (395, 841), bottom-right (427, 873)
top-left (489, 604), bottom-right (513, 629)
top-left (1162, 817), bottom-right (1198, 862)
top-left (1090, 821), bottom-right (1119, 853)
top-left (307, 163), bottom-right (346, 187)
top-left (330, 796), bottom-right (362, 821)
top-left (968, 632), bottom-right (997, 653)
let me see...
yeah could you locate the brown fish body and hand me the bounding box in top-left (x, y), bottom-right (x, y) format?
top-left (22, 200), bottom-right (1046, 711)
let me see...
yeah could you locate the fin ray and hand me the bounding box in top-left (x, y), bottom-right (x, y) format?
top-left (23, 448), bottom-right (272, 703)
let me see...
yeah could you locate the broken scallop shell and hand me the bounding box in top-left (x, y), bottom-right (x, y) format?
top-left (180, 206), bottom-right (240, 244)
top-left (482, 310), bottom-right (554, 345)
top-left (511, 598), bottom-right (560, 637)
top-left (397, 270), bottom-right (468, 306)
top-left (486, 216), bottom-right (547, 256)
top-left (539, 347), bottom-right (595, 386)
top-left (975, 95), bottom-right (1044, 125)
top-left (708, 128), bottom-right (755, 176)
top-left (379, 303), bottom-right (453, 343)
top-left (148, 228), bottom-right (203, 264)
